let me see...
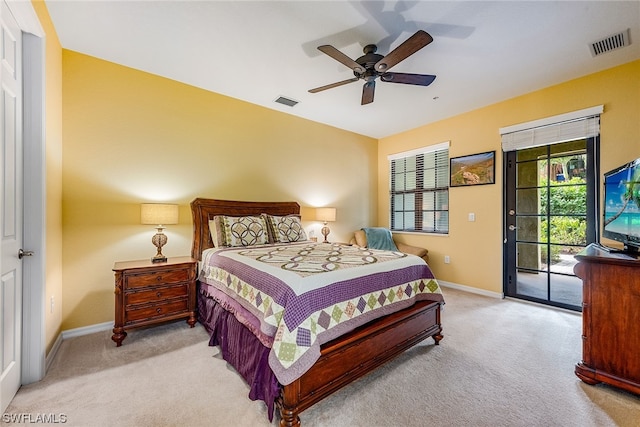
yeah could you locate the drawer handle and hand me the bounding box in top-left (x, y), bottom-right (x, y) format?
top-left (156, 291), bottom-right (162, 298)
top-left (156, 308), bottom-right (162, 314)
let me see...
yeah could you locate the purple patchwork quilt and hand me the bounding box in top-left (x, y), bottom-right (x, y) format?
top-left (199, 242), bottom-right (444, 385)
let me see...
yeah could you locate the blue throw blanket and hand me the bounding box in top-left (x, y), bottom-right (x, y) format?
top-left (363, 227), bottom-right (398, 251)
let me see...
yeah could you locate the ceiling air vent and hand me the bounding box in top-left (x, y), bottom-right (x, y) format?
top-left (589, 29), bottom-right (631, 57)
top-left (274, 96), bottom-right (299, 107)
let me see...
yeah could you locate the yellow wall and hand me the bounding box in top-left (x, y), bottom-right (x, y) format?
top-left (31, 0), bottom-right (63, 354)
top-left (379, 60), bottom-right (640, 294)
top-left (61, 51), bottom-right (377, 329)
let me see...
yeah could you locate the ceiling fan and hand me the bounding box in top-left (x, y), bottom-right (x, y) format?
top-left (309, 30), bottom-right (436, 105)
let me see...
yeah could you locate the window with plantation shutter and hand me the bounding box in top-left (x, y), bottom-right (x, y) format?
top-left (388, 142), bottom-right (449, 234)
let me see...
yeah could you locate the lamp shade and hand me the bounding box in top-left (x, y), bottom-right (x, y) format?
top-left (315, 207), bottom-right (336, 222)
top-left (141, 203), bottom-right (179, 225)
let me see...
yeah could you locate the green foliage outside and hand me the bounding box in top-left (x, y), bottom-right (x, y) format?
top-left (539, 177), bottom-right (587, 262)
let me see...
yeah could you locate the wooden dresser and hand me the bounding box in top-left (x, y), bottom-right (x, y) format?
top-left (112, 256), bottom-right (197, 346)
top-left (573, 243), bottom-right (640, 394)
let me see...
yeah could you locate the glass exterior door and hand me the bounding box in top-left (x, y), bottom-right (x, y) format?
top-left (504, 139), bottom-right (598, 311)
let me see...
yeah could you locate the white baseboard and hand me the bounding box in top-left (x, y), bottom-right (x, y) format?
top-left (61, 321), bottom-right (113, 340)
top-left (46, 321), bottom-right (113, 373)
top-left (45, 333), bottom-right (63, 373)
top-left (438, 280), bottom-right (504, 299)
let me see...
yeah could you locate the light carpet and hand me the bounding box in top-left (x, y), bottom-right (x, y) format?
top-left (5, 288), bottom-right (640, 426)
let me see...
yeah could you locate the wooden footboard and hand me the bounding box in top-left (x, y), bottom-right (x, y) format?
top-left (278, 299), bottom-right (442, 427)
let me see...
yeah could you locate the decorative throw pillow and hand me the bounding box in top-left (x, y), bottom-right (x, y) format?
top-left (263, 214), bottom-right (308, 243)
top-left (210, 215), bottom-right (269, 247)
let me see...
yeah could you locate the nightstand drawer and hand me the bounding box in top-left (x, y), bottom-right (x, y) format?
top-left (126, 269), bottom-right (190, 288)
top-left (125, 284), bottom-right (188, 306)
top-left (125, 299), bottom-right (189, 323)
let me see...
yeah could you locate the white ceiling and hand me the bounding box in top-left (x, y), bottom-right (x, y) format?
top-left (45, 1), bottom-right (640, 139)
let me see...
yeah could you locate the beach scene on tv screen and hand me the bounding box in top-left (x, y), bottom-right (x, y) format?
top-left (604, 168), bottom-right (640, 237)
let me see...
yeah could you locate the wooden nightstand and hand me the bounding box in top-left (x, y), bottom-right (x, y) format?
top-left (112, 256), bottom-right (197, 346)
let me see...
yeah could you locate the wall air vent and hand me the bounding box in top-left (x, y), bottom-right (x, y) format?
top-left (275, 96), bottom-right (299, 107)
top-left (589, 29), bottom-right (631, 57)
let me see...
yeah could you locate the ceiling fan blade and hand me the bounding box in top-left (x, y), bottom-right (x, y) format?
top-left (317, 45), bottom-right (365, 74)
top-left (361, 81), bottom-right (375, 105)
top-left (380, 72), bottom-right (436, 86)
top-left (374, 30), bottom-right (433, 72)
top-left (309, 77), bottom-right (360, 93)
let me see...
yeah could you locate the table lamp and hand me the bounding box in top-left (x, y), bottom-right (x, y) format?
top-left (316, 207), bottom-right (336, 243)
top-left (141, 203), bottom-right (179, 263)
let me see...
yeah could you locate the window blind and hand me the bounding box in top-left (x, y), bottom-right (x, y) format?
top-left (500, 105), bottom-right (603, 152)
top-left (387, 141), bottom-right (450, 161)
top-left (389, 142), bottom-right (449, 233)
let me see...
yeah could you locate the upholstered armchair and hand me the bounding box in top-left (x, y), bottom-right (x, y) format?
top-left (349, 229), bottom-right (429, 263)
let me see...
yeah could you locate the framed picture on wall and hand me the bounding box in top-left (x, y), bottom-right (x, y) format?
top-left (450, 151), bottom-right (496, 187)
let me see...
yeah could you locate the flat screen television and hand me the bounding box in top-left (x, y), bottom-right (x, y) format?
top-left (602, 157), bottom-right (640, 253)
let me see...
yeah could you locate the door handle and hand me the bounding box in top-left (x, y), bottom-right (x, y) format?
top-left (18, 249), bottom-right (34, 259)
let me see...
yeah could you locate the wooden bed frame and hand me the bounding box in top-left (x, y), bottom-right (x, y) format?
top-left (191, 198), bottom-right (443, 427)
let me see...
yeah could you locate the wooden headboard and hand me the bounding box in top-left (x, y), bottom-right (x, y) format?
top-left (190, 198), bottom-right (301, 260)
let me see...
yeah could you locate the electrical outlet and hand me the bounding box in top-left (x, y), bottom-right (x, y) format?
top-left (50, 296), bottom-right (54, 313)
top-left (468, 212), bottom-right (476, 222)
top-left (444, 255), bottom-right (450, 264)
